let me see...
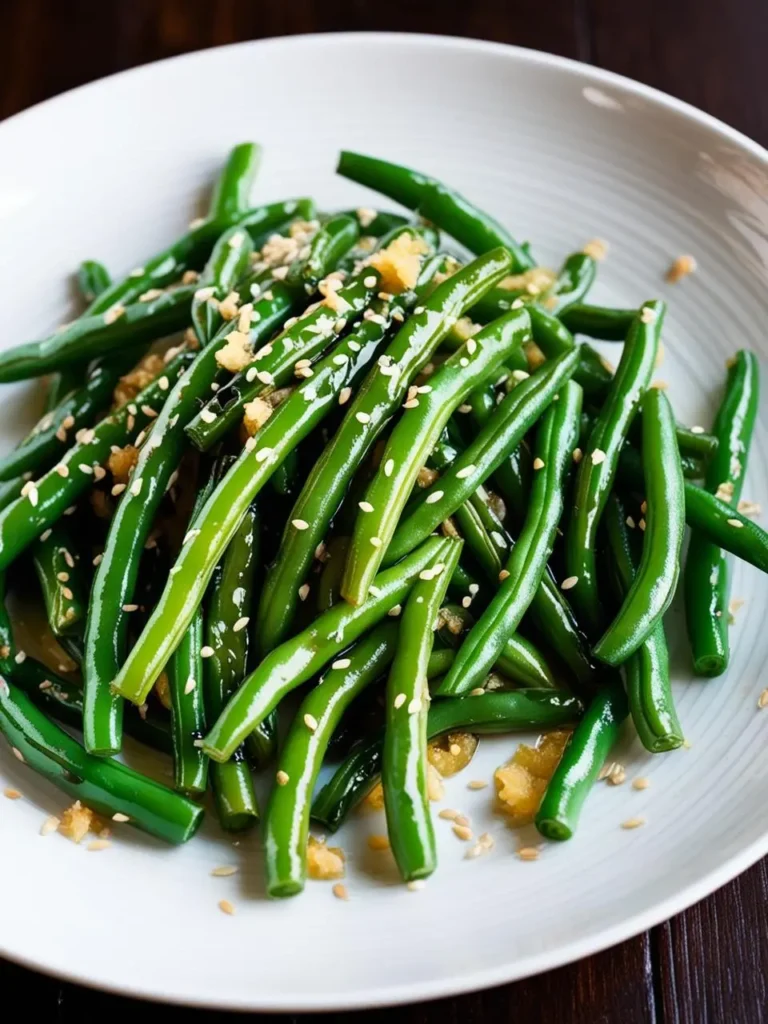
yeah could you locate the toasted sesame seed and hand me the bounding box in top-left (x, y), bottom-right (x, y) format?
top-left (368, 585), bottom-right (382, 598)
top-left (211, 865), bottom-right (239, 878)
top-left (304, 713), bottom-right (318, 732)
top-left (355, 411), bottom-right (370, 424)
top-left (218, 899), bottom-right (236, 916)
top-left (621, 817), bottom-right (646, 830)
top-left (298, 584), bottom-right (310, 601)
top-left (425, 491), bottom-right (444, 505)
top-left (370, 537), bottom-right (382, 548)
top-left (758, 688), bottom-right (768, 709)
top-left (183, 677), bottom-right (196, 695)
top-left (638, 518), bottom-right (647, 531)
top-left (55, 463), bottom-right (70, 478)
top-left (394, 693), bottom-right (407, 709)
top-left (403, 399), bottom-right (419, 409)
top-left (358, 501), bottom-right (374, 513)
top-left (199, 408), bottom-right (217, 424)
top-left (57, 571), bottom-right (70, 582)
top-left (232, 616), bottom-right (250, 633)
top-left (244, 437), bottom-right (257, 452)
top-left (388, 604), bottom-right (402, 617)
top-left (111, 483), bottom-right (127, 497)
top-left (11, 746), bottom-right (24, 761)
top-left (292, 519), bottom-right (309, 531)
top-left (200, 646), bottom-right (215, 658)
top-left (383, 458), bottom-right (395, 478)
top-left (453, 824), bottom-right (473, 841)
top-left (561, 576), bottom-right (579, 591)
top-left (572, 447), bottom-right (583, 464)
top-left (727, 518), bottom-right (744, 528)
top-left (130, 477), bottom-right (143, 496)
top-left (407, 880), bottom-right (425, 891)
top-left (61, 586), bottom-right (74, 600)
top-left (498, 569), bottom-right (510, 582)
top-left (122, 604), bottom-right (138, 613)
top-left (333, 883), bottom-right (350, 901)
top-left (456, 465), bottom-right (476, 480)
top-left (87, 840), bottom-right (112, 852)
top-left (532, 457), bottom-right (545, 470)
top-left (517, 847), bottom-right (540, 861)
top-left (3, 787), bottom-right (22, 800)
top-left (632, 777), bottom-right (650, 791)
top-left (467, 780), bottom-right (488, 790)
top-left (439, 809), bottom-right (460, 821)
top-left (92, 553), bottom-right (103, 566)
top-left (14, 650), bottom-right (27, 665)
top-left (469, 687), bottom-right (485, 696)
top-left (591, 448), bottom-right (606, 465)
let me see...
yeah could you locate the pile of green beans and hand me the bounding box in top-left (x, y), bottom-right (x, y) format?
top-left (0, 144), bottom-right (764, 897)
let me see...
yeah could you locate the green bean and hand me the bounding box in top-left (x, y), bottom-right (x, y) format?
top-left (312, 690), bottom-right (583, 832)
top-left (256, 247), bottom-right (511, 652)
top-left (0, 355), bottom-right (137, 483)
top-left (528, 304), bottom-right (614, 399)
top-left (31, 523), bottom-right (87, 637)
top-left (604, 495), bottom-right (683, 751)
top-left (343, 306), bottom-right (532, 604)
top-left (684, 351), bottom-right (759, 675)
top-left (0, 476), bottom-right (26, 513)
top-left (385, 538), bottom-right (462, 881)
top-left (535, 685), bottom-right (627, 841)
top-left (439, 381), bottom-right (582, 695)
top-left (265, 623), bottom-right (399, 897)
top-left (290, 213), bottom-right (360, 291)
top-left (560, 303), bottom-right (637, 341)
top-left (208, 142), bottom-right (262, 222)
top-left (0, 349), bottom-right (192, 574)
top-left (546, 252), bottom-right (597, 315)
top-left (201, 536), bottom-right (446, 762)
top-left (618, 447), bottom-right (768, 572)
top-left (0, 680), bottom-right (202, 844)
top-left (565, 301), bottom-right (665, 635)
top-left (77, 260), bottom-right (112, 305)
top-left (0, 576), bottom-right (15, 677)
top-left (594, 388), bottom-right (684, 666)
top-left (204, 498), bottom-right (261, 829)
top-left (337, 151), bottom-right (533, 271)
top-left (190, 223), bottom-right (257, 346)
top-left (385, 347), bottom-right (580, 565)
top-left (112, 297), bottom-right (399, 708)
top-left (11, 656), bottom-right (172, 755)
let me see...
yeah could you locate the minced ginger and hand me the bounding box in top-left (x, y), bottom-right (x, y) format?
top-left (107, 444), bottom-right (139, 484)
top-left (306, 835), bottom-right (345, 880)
top-left (215, 330), bottom-right (253, 373)
top-left (113, 353), bottom-right (165, 407)
top-left (242, 397), bottom-right (273, 436)
top-left (368, 233), bottom-right (428, 293)
top-left (58, 801), bottom-right (95, 844)
top-left (428, 733), bottom-right (478, 777)
top-left (494, 730), bottom-right (571, 825)
top-left (498, 266), bottom-right (556, 296)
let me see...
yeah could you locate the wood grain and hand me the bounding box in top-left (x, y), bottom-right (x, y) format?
top-left (0, 2), bottom-right (766, 1021)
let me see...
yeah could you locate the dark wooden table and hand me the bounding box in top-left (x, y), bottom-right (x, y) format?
top-left (2, 1), bottom-right (767, 1020)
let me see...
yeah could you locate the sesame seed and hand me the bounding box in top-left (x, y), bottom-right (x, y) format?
top-left (233, 616), bottom-right (250, 633)
top-left (14, 650), bottom-right (27, 665)
top-left (403, 399), bottom-right (419, 409)
top-left (388, 604), bottom-right (402, 617)
top-left (457, 404), bottom-right (472, 414)
top-left (498, 569), bottom-right (510, 582)
top-left (87, 840), bottom-right (112, 852)
top-left (255, 447), bottom-right (275, 463)
top-left (467, 780), bottom-right (488, 790)
top-left (456, 465), bottom-right (476, 480)
top-left (200, 646), bottom-right (215, 658)
top-left (591, 449), bottom-right (606, 465)
top-left (298, 584), bottom-right (310, 601)
top-left (358, 501), bottom-right (374, 513)
top-left (292, 519), bottom-right (309, 531)
top-left (93, 554), bottom-right (103, 566)
top-left (368, 834), bottom-right (390, 851)
top-left (3, 787), bottom-right (22, 800)
top-left (184, 677), bottom-right (196, 695)
top-left (561, 576), bottom-right (579, 590)
top-left (122, 604), bottom-right (138, 612)
top-left (621, 817), bottom-right (646, 830)
top-left (384, 458), bottom-right (394, 477)
top-left (304, 713), bottom-right (318, 732)
top-left (112, 812), bottom-right (131, 823)
top-left (425, 491), bottom-right (444, 505)
top-left (56, 571), bottom-right (69, 582)
top-left (199, 409), bottom-right (217, 424)
top-left (61, 586), bottom-right (74, 600)
top-left (244, 437), bottom-right (257, 452)
top-left (639, 306), bottom-right (657, 324)
top-left (453, 824), bottom-right (473, 841)
top-left (727, 518), bottom-right (744, 528)
top-left (470, 688), bottom-right (485, 697)
top-left (407, 880), bottom-right (426, 891)
top-left (758, 688), bottom-right (768, 709)
top-left (517, 847), bottom-right (540, 861)
top-left (370, 537), bottom-right (382, 548)
top-left (11, 746), bottom-right (24, 761)
top-left (532, 457), bottom-right (545, 470)
top-left (639, 518), bottom-right (647, 531)
top-left (218, 899), bottom-right (236, 916)
top-left (55, 463), bottom-right (69, 478)
top-left (632, 777), bottom-right (650, 791)
top-left (363, 275), bottom-right (378, 288)
top-left (407, 697), bottom-right (421, 714)
top-left (333, 883), bottom-right (350, 901)
top-left (332, 658), bottom-right (351, 670)
top-left (439, 809), bottom-right (459, 821)
top-left (130, 477), bottom-right (143, 496)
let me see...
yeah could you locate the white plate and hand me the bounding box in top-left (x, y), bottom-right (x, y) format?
top-left (1, 32), bottom-right (767, 1012)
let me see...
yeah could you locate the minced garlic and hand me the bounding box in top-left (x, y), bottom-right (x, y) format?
top-left (494, 730), bottom-right (571, 825)
top-left (58, 801), bottom-right (95, 844)
top-left (368, 233), bottom-right (428, 293)
top-left (428, 732), bottom-right (478, 777)
top-left (107, 444), bottom-right (139, 485)
top-left (306, 835), bottom-right (345, 880)
top-left (242, 397), bottom-right (273, 436)
top-left (113, 353), bottom-right (165, 407)
top-left (215, 331), bottom-right (253, 373)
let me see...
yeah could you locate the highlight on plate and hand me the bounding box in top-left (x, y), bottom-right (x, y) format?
top-left (0, 142), bottom-right (763, 900)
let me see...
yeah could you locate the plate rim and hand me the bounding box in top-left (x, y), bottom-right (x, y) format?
top-left (1, 29), bottom-right (767, 1011)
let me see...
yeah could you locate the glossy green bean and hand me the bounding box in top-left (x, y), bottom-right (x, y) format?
top-left (32, 523), bottom-right (86, 637)
top-left (312, 690), bottom-right (583, 832)
top-left (604, 495), bottom-right (683, 751)
top-left (439, 381), bottom-right (582, 695)
top-left (201, 536), bottom-right (446, 762)
top-left (337, 151), bottom-right (533, 271)
top-left (343, 306), bottom-right (532, 604)
top-left (256, 247), bottom-right (511, 652)
top-left (0, 350), bottom-right (192, 574)
top-left (205, 499), bottom-right (261, 829)
top-left (535, 685), bottom-right (627, 841)
top-left (384, 539), bottom-right (462, 881)
top-left (112, 300), bottom-right (397, 708)
top-left (594, 388), bottom-right (684, 666)
top-left (265, 623), bottom-right (399, 897)
top-left (291, 213), bottom-right (360, 291)
top-left (565, 301), bottom-right (665, 635)
top-left (546, 252), bottom-right (597, 315)
top-left (684, 351), bottom-right (760, 675)
top-left (385, 347), bottom-right (580, 565)
top-left (0, 680), bottom-right (203, 844)
top-left (77, 260), bottom-right (112, 305)
top-left (560, 303), bottom-right (637, 341)
top-left (528, 304), bottom-right (614, 399)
